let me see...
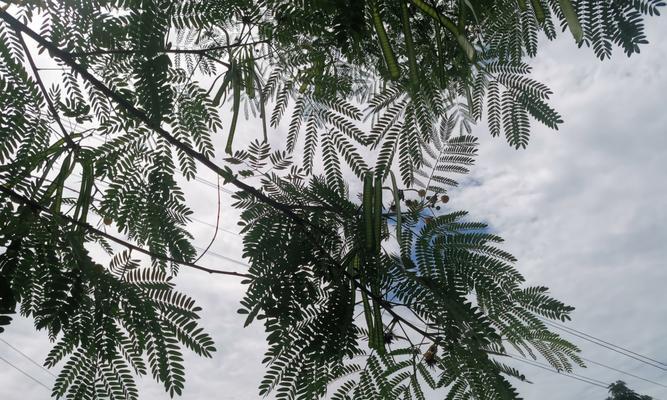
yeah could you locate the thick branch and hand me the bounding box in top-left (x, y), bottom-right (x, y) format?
top-left (0, 185), bottom-right (251, 278)
top-left (15, 30), bottom-right (79, 152)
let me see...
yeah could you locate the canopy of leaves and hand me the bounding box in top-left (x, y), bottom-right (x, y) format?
top-left (606, 381), bottom-right (653, 400)
top-left (0, 0), bottom-right (663, 399)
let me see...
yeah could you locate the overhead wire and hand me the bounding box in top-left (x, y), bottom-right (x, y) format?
top-left (0, 338), bottom-right (56, 378)
top-left (0, 184), bottom-right (251, 277)
top-left (8, 170), bottom-right (249, 267)
top-left (505, 353), bottom-right (609, 389)
top-left (0, 354), bottom-right (51, 391)
top-left (579, 355), bottom-right (667, 389)
top-left (538, 317), bottom-right (667, 371)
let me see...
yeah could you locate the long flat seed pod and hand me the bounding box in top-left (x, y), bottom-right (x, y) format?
top-left (434, 25), bottom-right (446, 85)
top-left (372, 299), bottom-right (385, 354)
top-left (558, 0), bottom-right (583, 43)
top-left (212, 70), bottom-right (232, 107)
top-left (363, 173), bottom-right (374, 252)
top-left (257, 81), bottom-right (268, 142)
top-left (74, 158), bottom-right (94, 226)
top-left (530, 0), bottom-right (546, 23)
top-left (245, 50), bottom-right (255, 99)
top-left (410, 0), bottom-right (476, 61)
top-left (0, 136), bottom-right (69, 175)
top-left (49, 153), bottom-right (73, 214)
top-left (400, 1), bottom-right (419, 87)
top-left (369, 0), bottom-right (401, 80)
top-left (372, 174), bottom-right (386, 354)
top-left (389, 171), bottom-right (402, 254)
top-left (361, 290), bottom-right (376, 350)
top-left (373, 175), bottom-right (383, 255)
top-left (225, 62), bottom-right (241, 155)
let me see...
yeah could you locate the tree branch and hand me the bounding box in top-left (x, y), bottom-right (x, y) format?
top-left (15, 30), bottom-right (79, 152)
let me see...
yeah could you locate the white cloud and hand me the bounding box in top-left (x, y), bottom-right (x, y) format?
top-left (449, 17), bottom-right (667, 400)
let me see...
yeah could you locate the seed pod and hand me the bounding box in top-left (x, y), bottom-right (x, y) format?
top-left (558, 0), bottom-right (584, 43)
top-left (103, 216), bottom-right (112, 225)
top-left (363, 174), bottom-right (374, 252)
top-left (418, 189), bottom-right (427, 197)
top-left (441, 195), bottom-right (450, 204)
top-left (369, 0), bottom-right (400, 80)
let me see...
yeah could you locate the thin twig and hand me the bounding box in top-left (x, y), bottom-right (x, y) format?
top-left (193, 176), bottom-right (221, 264)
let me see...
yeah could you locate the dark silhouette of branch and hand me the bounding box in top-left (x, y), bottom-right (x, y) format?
top-left (15, 30), bottom-right (79, 152)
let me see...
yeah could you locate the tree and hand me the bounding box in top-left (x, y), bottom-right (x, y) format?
top-left (607, 381), bottom-right (653, 400)
top-left (0, 1), bottom-right (662, 399)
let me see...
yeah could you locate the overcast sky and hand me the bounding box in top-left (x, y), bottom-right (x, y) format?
top-left (1, 14), bottom-right (666, 400)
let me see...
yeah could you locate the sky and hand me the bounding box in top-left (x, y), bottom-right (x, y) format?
top-left (1, 12), bottom-right (667, 400)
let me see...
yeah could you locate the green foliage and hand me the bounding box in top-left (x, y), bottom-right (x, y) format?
top-left (234, 176), bottom-right (582, 399)
top-left (606, 380), bottom-right (653, 400)
top-left (0, 0), bottom-right (662, 399)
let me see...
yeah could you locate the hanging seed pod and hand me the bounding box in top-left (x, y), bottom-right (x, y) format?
top-left (441, 195), bottom-right (450, 204)
top-left (369, 0), bottom-right (400, 80)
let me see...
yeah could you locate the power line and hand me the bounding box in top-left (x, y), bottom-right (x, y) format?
top-left (59, 181), bottom-right (249, 266)
top-left (0, 185), bottom-right (250, 278)
top-left (0, 354), bottom-right (51, 391)
top-left (76, 172), bottom-right (242, 237)
top-left (89, 175), bottom-right (241, 236)
top-left (7, 173), bottom-right (248, 265)
top-left (580, 356), bottom-right (667, 389)
top-left (191, 215), bottom-right (240, 236)
top-left (85, 134), bottom-right (237, 197)
top-left (506, 353), bottom-right (609, 389)
top-left (0, 338), bottom-right (56, 377)
top-left (538, 317), bottom-right (667, 371)
top-left (192, 245), bottom-right (248, 268)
